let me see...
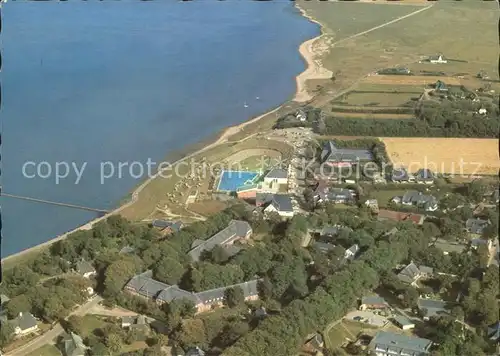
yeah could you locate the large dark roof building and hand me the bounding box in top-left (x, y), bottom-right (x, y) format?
top-left (125, 271), bottom-right (260, 312)
top-left (188, 220), bottom-right (252, 261)
top-left (321, 141), bottom-right (373, 165)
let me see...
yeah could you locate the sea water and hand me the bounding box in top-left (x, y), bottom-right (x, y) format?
top-left (0, 0), bottom-right (319, 256)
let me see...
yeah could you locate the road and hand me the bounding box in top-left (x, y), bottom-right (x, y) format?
top-left (5, 296), bottom-right (103, 356)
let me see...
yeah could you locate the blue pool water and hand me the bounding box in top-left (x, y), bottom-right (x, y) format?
top-left (0, 1), bottom-right (319, 256)
top-left (217, 171), bottom-right (260, 192)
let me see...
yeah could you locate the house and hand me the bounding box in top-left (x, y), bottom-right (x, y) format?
top-left (10, 312), bottom-right (38, 336)
top-left (320, 141), bottom-right (373, 167)
top-left (312, 241), bottom-right (336, 254)
top-left (0, 294), bottom-right (10, 306)
top-left (359, 296), bottom-right (388, 310)
top-left (470, 238), bottom-right (493, 250)
top-left (397, 262), bottom-right (433, 285)
top-left (121, 315), bottom-right (149, 331)
top-left (254, 307), bottom-right (268, 319)
top-left (344, 244), bottom-right (360, 261)
top-left (431, 238), bottom-right (466, 255)
top-left (125, 271), bottom-right (261, 313)
top-left (75, 260), bottom-right (96, 278)
top-left (369, 331), bottom-right (432, 356)
top-left (487, 321), bottom-right (499, 342)
top-left (434, 80), bottom-right (448, 92)
top-left (394, 191), bottom-right (438, 211)
top-left (417, 298), bottom-right (449, 320)
top-left (262, 194), bottom-right (295, 218)
top-left (391, 168), bottom-right (414, 183)
top-left (365, 199), bottom-right (379, 212)
top-left (62, 332), bottom-right (88, 356)
top-left (414, 169), bottom-right (435, 184)
top-left (151, 220), bottom-right (184, 234)
top-left (186, 347), bottom-right (205, 356)
top-left (428, 54), bottom-right (447, 64)
top-left (371, 172), bottom-right (387, 184)
top-left (188, 220), bottom-right (252, 261)
top-left (263, 168), bottom-right (288, 189)
top-left (392, 315), bottom-right (415, 330)
top-left (377, 209), bottom-right (425, 225)
top-left (119, 245), bottom-right (136, 255)
top-left (304, 333), bottom-right (324, 353)
top-left (296, 109), bottom-right (307, 122)
top-left (465, 218), bottom-right (489, 236)
top-left (313, 180), bottom-right (355, 204)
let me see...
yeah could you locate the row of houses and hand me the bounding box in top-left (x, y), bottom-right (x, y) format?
top-left (124, 270), bottom-right (260, 313)
top-left (391, 191), bottom-right (438, 212)
top-left (390, 168), bottom-right (435, 185)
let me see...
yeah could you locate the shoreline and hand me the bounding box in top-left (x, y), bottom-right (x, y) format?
top-left (2, 3), bottom-right (328, 264)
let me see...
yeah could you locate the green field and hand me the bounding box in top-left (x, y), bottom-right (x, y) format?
top-left (369, 189), bottom-right (407, 208)
top-left (31, 345), bottom-right (62, 356)
top-left (343, 92), bottom-right (418, 107)
top-left (352, 83), bottom-right (426, 93)
top-left (299, 0), bottom-right (498, 112)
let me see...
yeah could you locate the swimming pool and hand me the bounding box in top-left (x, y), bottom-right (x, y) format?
top-left (217, 170), bottom-right (260, 192)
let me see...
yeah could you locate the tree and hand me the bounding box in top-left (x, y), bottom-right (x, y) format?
top-left (154, 257), bottom-right (185, 285)
top-left (103, 255), bottom-right (143, 297)
top-left (0, 320), bottom-right (14, 347)
top-left (225, 286), bottom-right (245, 308)
top-left (90, 342), bottom-right (110, 356)
top-left (5, 294), bottom-right (32, 319)
top-left (173, 319), bottom-right (208, 350)
top-left (450, 306), bottom-right (465, 321)
top-left (210, 245), bottom-right (231, 264)
top-left (105, 333), bottom-right (123, 354)
top-left (66, 315), bottom-right (84, 335)
top-left (258, 278), bottom-right (273, 300)
top-left (401, 287), bottom-right (419, 309)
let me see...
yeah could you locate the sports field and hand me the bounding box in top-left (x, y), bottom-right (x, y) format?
top-left (217, 170), bottom-right (261, 192)
top-left (381, 137), bottom-right (500, 175)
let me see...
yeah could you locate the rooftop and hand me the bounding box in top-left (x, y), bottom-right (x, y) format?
top-left (361, 296), bottom-right (387, 306)
top-left (466, 218), bottom-right (489, 235)
top-left (321, 141), bottom-right (373, 163)
top-left (370, 331), bottom-right (432, 355)
top-left (270, 194), bottom-right (294, 212)
top-left (188, 220), bottom-right (252, 261)
top-left (392, 315), bottom-right (414, 327)
top-left (265, 168), bottom-right (288, 180)
top-left (76, 260), bottom-right (95, 275)
top-left (63, 332), bottom-right (87, 356)
top-left (417, 298), bottom-right (449, 318)
top-left (10, 312), bottom-right (37, 331)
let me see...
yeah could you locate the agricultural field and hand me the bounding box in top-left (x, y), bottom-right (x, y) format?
top-left (300, 0), bottom-right (498, 111)
top-left (332, 112), bottom-right (414, 120)
top-left (381, 137), bottom-right (500, 175)
top-left (341, 92), bottom-right (418, 107)
top-left (363, 75), bottom-right (461, 86)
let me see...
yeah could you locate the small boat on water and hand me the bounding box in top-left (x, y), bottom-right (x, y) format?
top-left (244, 102), bottom-right (249, 108)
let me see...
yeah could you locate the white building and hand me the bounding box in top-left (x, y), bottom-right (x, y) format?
top-left (10, 312), bottom-right (39, 336)
top-left (429, 55), bottom-right (447, 64)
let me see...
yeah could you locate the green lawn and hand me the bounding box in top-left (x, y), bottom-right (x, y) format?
top-left (79, 315), bottom-right (111, 338)
top-left (369, 189), bottom-right (407, 208)
top-left (31, 344), bottom-right (62, 356)
top-left (344, 92), bottom-right (418, 107)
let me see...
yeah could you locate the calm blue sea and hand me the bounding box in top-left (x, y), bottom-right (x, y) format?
top-left (0, 0), bottom-right (318, 257)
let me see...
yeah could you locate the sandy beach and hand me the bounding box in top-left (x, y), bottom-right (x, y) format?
top-left (2, 3), bottom-right (329, 264)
